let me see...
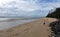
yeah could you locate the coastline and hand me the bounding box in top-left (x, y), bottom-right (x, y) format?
top-left (0, 18), bottom-right (37, 30)
top-left (0, 18), bottom-right (58, 37)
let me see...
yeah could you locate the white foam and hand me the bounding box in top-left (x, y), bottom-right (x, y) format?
top-left (0, 18), bottom-right (11, 21)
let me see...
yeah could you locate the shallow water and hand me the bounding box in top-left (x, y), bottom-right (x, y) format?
top-left (0, 18), bottom-right (37, 30)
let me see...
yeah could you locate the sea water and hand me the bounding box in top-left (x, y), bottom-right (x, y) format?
top-left (0, 18), bottom-right (37, 30)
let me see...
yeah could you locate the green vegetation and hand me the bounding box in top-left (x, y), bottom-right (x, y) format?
top-left (46, 8), bottom-right (60, 19)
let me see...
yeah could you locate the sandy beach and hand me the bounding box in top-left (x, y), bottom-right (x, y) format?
top-left (0, 18), bottom-right (58, 37)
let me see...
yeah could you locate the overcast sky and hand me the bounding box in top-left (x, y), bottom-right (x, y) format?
top-left (0, 0), bottom-right (60, 17)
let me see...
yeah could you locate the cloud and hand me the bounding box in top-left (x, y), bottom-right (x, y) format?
top-left (0, 0), bottom-right (60, 17)
top-left (0, 0), bottom-right (39, 11)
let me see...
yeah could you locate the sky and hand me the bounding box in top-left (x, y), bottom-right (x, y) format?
top-left (0, 0), bottom-right (60, 18)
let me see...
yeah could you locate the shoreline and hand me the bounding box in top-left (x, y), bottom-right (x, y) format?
top-left (0, 18), bottom-right (58, 37)
top-left (0, 18), bottom-right (37, 30)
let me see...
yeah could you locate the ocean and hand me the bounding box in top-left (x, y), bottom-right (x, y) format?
top-left (0, 18), bottom-right (37, 30)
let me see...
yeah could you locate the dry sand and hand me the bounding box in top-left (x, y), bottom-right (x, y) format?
top-left (0, 18), bottom-right (58, 37)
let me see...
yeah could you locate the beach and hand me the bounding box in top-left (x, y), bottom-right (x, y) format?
top-left (0, 18), bottom-right (58, 37)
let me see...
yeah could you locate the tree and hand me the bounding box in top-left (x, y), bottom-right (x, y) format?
top-left (46, 8), bottom-right (60, 19)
